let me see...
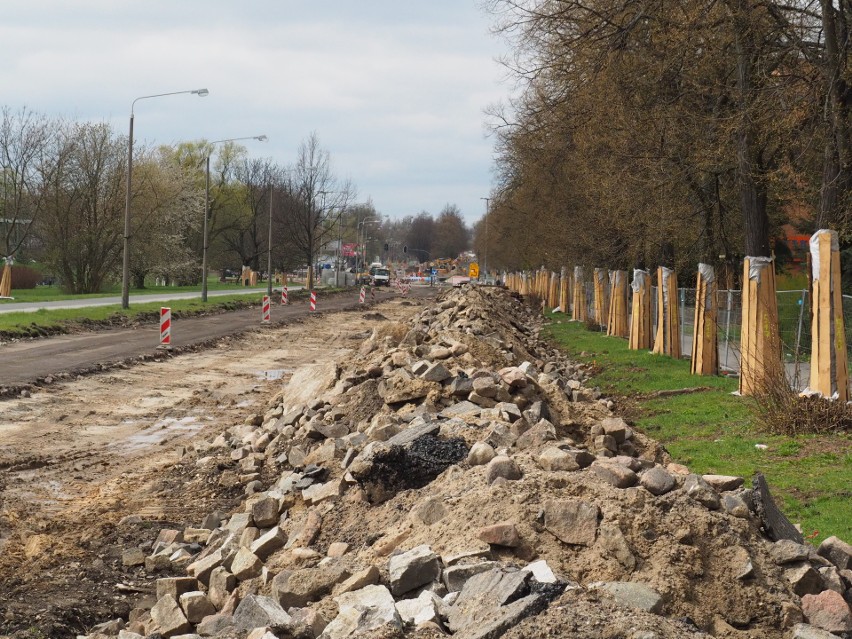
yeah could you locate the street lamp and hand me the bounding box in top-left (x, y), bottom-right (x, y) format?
top-left (122, 87), bottom-right (209, 309)
top-left (480, 197), bottom-right (491, 281)
top-left (203, 135), bottom-right (267, 302)
top-left (357, 218), bottom-right (378, 279)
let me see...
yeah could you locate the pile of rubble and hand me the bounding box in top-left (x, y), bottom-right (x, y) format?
top-left (82, 286), bottom-right (851, 639)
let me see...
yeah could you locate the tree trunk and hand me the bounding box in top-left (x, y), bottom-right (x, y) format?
top-left (818, 0), bottom-right (852, 228)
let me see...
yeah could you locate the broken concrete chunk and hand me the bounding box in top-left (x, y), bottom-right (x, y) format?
top-left (592, 461), bottom-right (638, 488)
top-left (323, 585), bottom-right (402, 639)
top-left (721, 493), bottom-right (751, 518)
top-left (772, 539), bottom-right (813, 565)
top-left (600, 417), bottom-right (630, 444)
top-left (640, 466), bottom-right (676, 496)
top-left (478, 521), bottom-right (521, 547)
top-left (817, 536), bottom-right (852, 571)
top-left (155, 577), bottom-right (198, 602)
top-left (150, 595), bottom-right (191, 637)
top-left (485, 455), bottom-right (522, 484)
top-left (468, 441), bottom-right (496, 466)
top-left (251, 496), bottom-right (280, 529)
top-left (596, 581), bottom-right (664, 614)
top-left (232, 594), bottom-right (292, 631)
top-left (208, 567), bottom-right (236, 609)
top-left (786, 562), bottom-right (826, 597)
top-left (178, 591), bottom-right (216, 624)
top-left (443, 562), bottom-right (500, 592)
top-left (250, 526), bottom-right (287, 559)
top-left (273, 562), bottom-right (351, 608)
top-left (395, 590), bottom-right (442, 626)
top-left (791, 623), bottom-right (845, 638)
top-left (800, 590), bottom-right (852, 634)
top-left (230, 547), bottom-right (263, 581)
top-left (683, 474), bottom-right (721, 509)
top-left (702, 474), bottom-right (744, 491)
top-left (422, 362), bottom-right (452, 382)
top-left (543, 499), bottom-right (600, 546)
top-left (334, 565), bottom-right (381, 595)
top-left (388, 544), bottom-right (442, 596)
top-left (524, 559), bottom-right (558, 584)
top-left (537, 447), bottom-right (580, 472)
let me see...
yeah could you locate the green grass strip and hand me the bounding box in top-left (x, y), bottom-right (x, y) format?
top-left (544, 313), bottom-right (851, 544)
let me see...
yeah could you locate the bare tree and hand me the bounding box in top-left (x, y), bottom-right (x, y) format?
top-left (279, 132), bottom-right (353, 289)
top-left (0, 106), bottom-right (53, 259)
top-left (39, 121), bottom-right (126, 293)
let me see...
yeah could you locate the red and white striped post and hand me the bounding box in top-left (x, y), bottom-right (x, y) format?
top-left (370, 285), bottom-right (375, 301)
top-left (359, 286), bottom-right (366, 304)
top-left (158, 307), bottom-right (172, 350)
top-left (261, 295), bottom-right (271, 323)
top-left (280, 286), bottom-right (288, 305)
top-left (310, 290), bottom-right (317, 312)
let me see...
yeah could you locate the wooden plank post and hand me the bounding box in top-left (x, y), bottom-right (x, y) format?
top-left (809, 230), bottom-right (849, 400)
top-left (629, 269), bottom-right (652, 350)
top-left (593, 268), bottom-right (609, 327)
top-left (0, 256), bottom-right (12, 298)
top-left (558, 267), bottom-right (568, 313)
top-left (549, 271), bottom-right (559, 309)
top-left (652, 266), bottom-right (681, 358)
top-left (691, 263), bottom-right (719, 376)
top-left (607, 270), bottom-right (629, 338)
top-left (739, 257), bottom-right (781, 395)
top-left (572, 266), bottom-right (587, 322)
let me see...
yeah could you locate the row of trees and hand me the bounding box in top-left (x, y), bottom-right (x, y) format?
top-left (1, 106), bottom-right (479, 293)
top-left (0, 106), bottom-right (362, 292)
top-left (478, 0), bottom-right (852, 282)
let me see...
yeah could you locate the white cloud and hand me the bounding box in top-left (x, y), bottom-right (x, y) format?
top-left (0, 0), bottom-right (509, 226)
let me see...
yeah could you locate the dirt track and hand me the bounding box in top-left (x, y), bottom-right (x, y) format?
top-left (0, 292), bottom-right (436, 637)
top-left (0, 287), bottom-right (430, 391)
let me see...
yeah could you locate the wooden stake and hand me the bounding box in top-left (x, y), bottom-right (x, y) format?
top-left (629, 269), bottom-right (652, 350)
top-left (607, 270), bottom-right (629, 338)
top-left (572, 266), bottom-right (587, 322)
top-left (690, 263), bottom-right (719, 375)
top-left (593, 268), bottom-right (609, 327)
top-left (652, 266), bottom-right (681, 358)
top-left (739, 257), bottom-right (781, 395)
top-left (809, 230), bottom-right (849, 399)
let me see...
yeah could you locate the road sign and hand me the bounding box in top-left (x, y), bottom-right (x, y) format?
top-left (469, 262), bottom-right (479, 278)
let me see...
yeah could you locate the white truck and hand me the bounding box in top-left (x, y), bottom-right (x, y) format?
top-left (369, 263), bottom-right (391, 286)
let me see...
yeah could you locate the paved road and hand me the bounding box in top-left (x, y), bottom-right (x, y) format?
top-left (0, 286), bottom-right (297, 314)
top-left (0, 286), bottom-right (437, 390)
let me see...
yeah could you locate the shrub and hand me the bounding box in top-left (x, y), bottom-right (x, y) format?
top-left (10, 264), bottom-right (41, 289)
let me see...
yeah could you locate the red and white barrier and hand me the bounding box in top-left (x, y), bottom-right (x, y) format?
top-left (359, 286), bottom-right (366, 304)
top-left (262, 295), bottom-right (271, 323)
top-left (310, 290), bottom-right (317, 312)
top-left (280, 286), bottom-right (288, 305)
top-left (370, 286), bottom-right (375, 300)
top-left (159, 307), bottom-right (172, 349)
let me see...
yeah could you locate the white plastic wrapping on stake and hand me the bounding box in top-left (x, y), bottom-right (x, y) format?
top-left (572, 266), bottom-right (587, 322)
top-left (629, 269), bottom-right (652, 350)
top-left (739, 256), bottom-right (781, 395)
top-left (808, 230), bottom-right (848, 400)
top-left (691, 263), bottom-right (718, 375)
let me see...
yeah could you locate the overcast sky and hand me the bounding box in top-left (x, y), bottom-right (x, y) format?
top-left (0, 1), bottom-right (509, 226)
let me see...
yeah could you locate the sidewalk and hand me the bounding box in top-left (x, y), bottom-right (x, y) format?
top-left (0, 287), bottom-right (300, 315)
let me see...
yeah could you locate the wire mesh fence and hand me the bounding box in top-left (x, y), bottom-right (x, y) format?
top-left (581, 284), bottom-right (852, 390)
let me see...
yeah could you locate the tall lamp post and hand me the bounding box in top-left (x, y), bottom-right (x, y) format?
top-left (267, 181), bottom-right (274, 299)
top-left (122, 88), bottom-right (209, 309)
top-left (357, 218), bottom-right (377, 279)
top-left (203, 135), bottom-right (267, 302)
top-left (480, 197), bottom-right (490, 281)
